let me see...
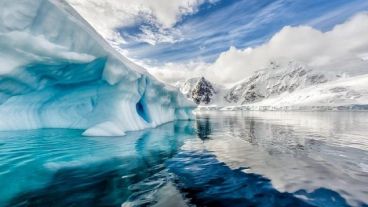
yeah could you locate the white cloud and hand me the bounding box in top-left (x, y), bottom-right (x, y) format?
top-left (66, 0), bottom-right (211, 45)
top-left (148, 13), bottom-right (368, 85)
top-left (134, 25), bottom-right (183, 45)
top-left (145, 61), bottom-right (210, 83)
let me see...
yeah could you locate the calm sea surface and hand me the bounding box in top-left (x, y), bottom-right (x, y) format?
top-left (0, 112), bottom-right (367, 207)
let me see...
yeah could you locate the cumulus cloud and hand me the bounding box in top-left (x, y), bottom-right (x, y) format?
top-left (66, 0), bottom-right (212, 45)
top-left (149, 13), bottom-right (368, 85)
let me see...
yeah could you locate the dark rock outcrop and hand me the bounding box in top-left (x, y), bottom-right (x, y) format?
top-left (191, 77), bottom-right (216, 105)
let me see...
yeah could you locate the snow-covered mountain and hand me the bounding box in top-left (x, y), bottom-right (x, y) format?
top-left (176, 77), bottom-right (202, 99)
top-left (235, 74), bottom-right (368, 111)
top-left (177, 61), bottom-right (368, 111)
top-left (224, 61), bottom-right (342, 105)
top-left (0, 0), bottom-right (194, 136)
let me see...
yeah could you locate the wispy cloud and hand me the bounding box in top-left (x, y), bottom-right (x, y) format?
top-left (67, 0), bottom-right (215, 45)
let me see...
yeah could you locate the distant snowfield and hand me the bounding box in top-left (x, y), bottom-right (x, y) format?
top-left (196, 74), bottom-right (368, 111)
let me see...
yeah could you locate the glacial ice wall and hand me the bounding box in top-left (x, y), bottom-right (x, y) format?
top-left (0, 0), bottom-right (194, 136)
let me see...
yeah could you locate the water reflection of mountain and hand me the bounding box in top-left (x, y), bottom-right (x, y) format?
top-left (196, 116), bottom-right (212, 140)
top-left (198, 111), bottom-right (368, 155)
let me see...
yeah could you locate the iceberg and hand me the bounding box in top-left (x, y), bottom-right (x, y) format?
top-left (0, 0), bottom-right (194, 136)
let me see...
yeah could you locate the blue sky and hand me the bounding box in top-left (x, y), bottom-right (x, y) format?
top-left (117, 0), bottom-right (368, 65)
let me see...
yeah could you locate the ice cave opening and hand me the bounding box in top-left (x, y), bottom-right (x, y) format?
top-left (136, 97), bottom-right (151, 123)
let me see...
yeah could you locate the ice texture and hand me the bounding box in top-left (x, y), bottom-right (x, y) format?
top-left (0, 0), bottom-right (194, 136)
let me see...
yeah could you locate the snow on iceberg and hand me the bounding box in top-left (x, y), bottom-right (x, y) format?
top-left (0, 0), bottom-right (195, 136)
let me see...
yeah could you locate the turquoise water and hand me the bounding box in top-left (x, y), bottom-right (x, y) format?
top-left (0, 112), bottom-right (367, 207)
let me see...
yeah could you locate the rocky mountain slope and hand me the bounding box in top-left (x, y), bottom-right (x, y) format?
top-left (191, 77), bottom-right (216, 104)
top-left (176, 77), bottom-right (219, 105)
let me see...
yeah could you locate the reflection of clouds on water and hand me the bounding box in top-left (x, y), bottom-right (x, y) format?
top-left (167, 151), bottom-right (350, 207)
top-left (190, 111), bottom-right (368, 206)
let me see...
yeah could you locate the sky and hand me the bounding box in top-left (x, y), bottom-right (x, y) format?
top-left (67, 0), bottom-right (368, 85)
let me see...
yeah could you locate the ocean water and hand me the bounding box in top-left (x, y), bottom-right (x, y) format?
top-left (0, 112), bottom-right (367, 207)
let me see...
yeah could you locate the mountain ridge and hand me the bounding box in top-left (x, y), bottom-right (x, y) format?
top-left (175, 60), bottom-right (367, 110)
